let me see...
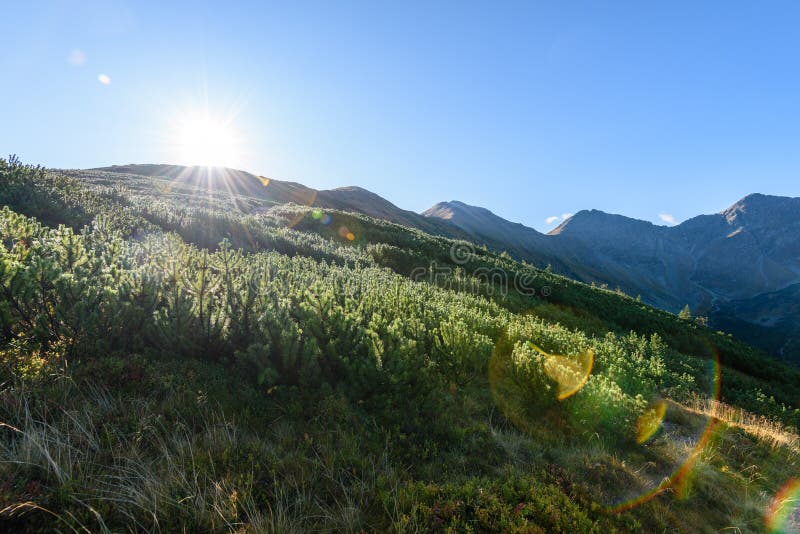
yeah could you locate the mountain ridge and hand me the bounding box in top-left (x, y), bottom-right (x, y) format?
top-left (93, 163), bottom-right (800, 361)
top-left (93, 163), bottom-right (472, 240)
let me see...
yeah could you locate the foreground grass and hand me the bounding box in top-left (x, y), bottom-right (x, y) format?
top-left (1, 355), bottom-right (797, 532)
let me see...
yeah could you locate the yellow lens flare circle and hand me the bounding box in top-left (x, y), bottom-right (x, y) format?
top-left (338, 225), bottom-right (356, 241)
top-left (488, 334), bottom-right (558, 435)
top-left (636, 399), bottom-right (668, 444)
top-left (527, 342), bottom-right (593, 401)
top-left (488, 335), bottom-right (594, 435)
top-left (492, 328), bottom-right (727, 515)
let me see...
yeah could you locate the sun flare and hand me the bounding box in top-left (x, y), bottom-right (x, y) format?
top-left (171, 113), bottom-right (243, 168)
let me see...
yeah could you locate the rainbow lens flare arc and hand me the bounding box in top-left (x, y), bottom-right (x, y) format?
top-left (489, 323), bottom-right (727, 515)
top-left (765, 478), bottom-right (800, 533)
top-left (610, 347), bottom-right (723, 513)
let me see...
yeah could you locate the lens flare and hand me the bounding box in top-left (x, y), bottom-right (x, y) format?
top-left (251, 173), bottom-right (318, 228)
top-left (611, 347), bottom-right (722, 513)
top-left (338, 225), bottom-right (356, 241)
top-left (488, 331), bottom-right (595, 437)
top-left (308, 209), bottom-right (333, 228)
top-left (489, 334), bottom-right (546, 434)
top-left (765, 479), bottom-right (800, 533)
top-left (68, 48), bottom-right (86, 66)
top-left (528, 342), bottom-right (593, 400)
top-left (636, 399), bottom-right (668, 444)
top-left (488, 317), bottom-right (727, 516)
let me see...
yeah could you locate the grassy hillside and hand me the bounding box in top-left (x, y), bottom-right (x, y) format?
top-left (1, 157), bottom-right (798, 532)
top-left (91, 164), bottom-right (473, 241)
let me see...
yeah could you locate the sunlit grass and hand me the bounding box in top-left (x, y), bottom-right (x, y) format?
top-left (685, 396), bottom-right (800, 453)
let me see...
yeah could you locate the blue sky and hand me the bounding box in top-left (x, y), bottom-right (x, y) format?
top-left (3, 1), bottom-right (800, 231)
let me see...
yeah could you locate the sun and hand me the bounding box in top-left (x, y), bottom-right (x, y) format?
top-left (172, 112), bottom-right (243, 168)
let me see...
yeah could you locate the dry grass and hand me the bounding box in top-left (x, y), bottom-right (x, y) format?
top-left (0, 377), bottom-right (407, 532)
top-left (0, 380), bottom-right (281, 531)
top-left (685, 396), bottom-right (800, 453)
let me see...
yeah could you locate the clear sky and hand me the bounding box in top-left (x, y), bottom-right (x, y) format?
top-left (3, 1), bottom-right (800, 231)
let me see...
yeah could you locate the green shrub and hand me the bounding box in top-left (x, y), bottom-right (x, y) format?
top-left (566, 375), bottom-right (647, 444)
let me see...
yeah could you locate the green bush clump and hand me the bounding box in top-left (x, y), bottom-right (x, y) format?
top-left (489, 337), bottom-right (559, 430)
top-left (567, 375), bottom-right (648, 444)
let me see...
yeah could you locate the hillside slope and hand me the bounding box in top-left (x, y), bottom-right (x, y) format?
top-left (94, 165), bottom-right (800, 362)
top-left (93, 164), bottom-right (800, 362)
top-left (94, 164), bottom-right (469, 239)
top-left (1, 158), bottom-right (799, 532)
top-left (428, 197), bottom-right (800, 361)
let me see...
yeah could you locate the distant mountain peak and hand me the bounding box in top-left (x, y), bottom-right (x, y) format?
top-left (422, 200), bottom-right (500, 222)
top-left (329, 185), bottom-right (371, 193)
top-left (548, 209), bottom-right (658, 236)
top-left (721, 193), bottom-right (800, 226)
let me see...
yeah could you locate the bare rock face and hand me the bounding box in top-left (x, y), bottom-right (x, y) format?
top-left (422, 201), bottom-right (549, 250)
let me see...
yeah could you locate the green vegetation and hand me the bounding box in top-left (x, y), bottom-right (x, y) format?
top-left (1, 157), bottom-right (798, 532)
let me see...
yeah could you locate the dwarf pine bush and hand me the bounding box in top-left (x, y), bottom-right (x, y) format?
top-left (2, 157), bottom-right (800, 531)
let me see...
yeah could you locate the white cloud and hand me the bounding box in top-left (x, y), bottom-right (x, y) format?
top-left (659, 212), bottom-right (677, 225)
top-left (97, 73), bottom-right (112, 85)
top-left (545, 212), bottom-right (574, 226)
top-left (68, 48), bottom-right (86, 66)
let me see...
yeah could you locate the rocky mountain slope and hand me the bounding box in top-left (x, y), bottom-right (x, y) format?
top-left (426, 195), bottom-right (800, 360)
top-left (549, 196), bottom-right (798, 299)
top-left (421, 201), bottom-right (568, 269)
